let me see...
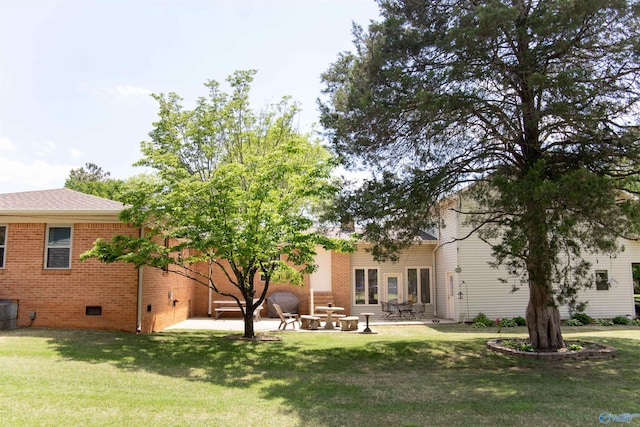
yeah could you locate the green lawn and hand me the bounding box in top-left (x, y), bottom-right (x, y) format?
top-left (1, 324), bottom-right (639, 427)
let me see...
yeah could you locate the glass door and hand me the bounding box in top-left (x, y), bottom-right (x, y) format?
top-left (384, 274), bottom-right (401, 303)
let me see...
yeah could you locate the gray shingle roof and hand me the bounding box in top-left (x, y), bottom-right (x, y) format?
top-left (0, 188), bottom-right (125, 213)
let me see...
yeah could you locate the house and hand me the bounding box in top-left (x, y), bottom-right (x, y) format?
top-left (0, 188), bottom-right (195, 333)
top-left (433, 193), bottom-right (640, 322)
top-left (1, 188), bottom-right (636, 333)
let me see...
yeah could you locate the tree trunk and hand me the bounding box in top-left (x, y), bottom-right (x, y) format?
top-left (526, 280), bottom-right (564, 350)
top-left (243, 307), bottom-right (255, 339)
top-left (523, 188), bottom-right (565, 351)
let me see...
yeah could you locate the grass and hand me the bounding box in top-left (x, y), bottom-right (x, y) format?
top-left (1, 324), bottom-right (639, 427)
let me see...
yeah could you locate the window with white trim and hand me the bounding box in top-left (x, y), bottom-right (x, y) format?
top-left (595, 270), bottom-right (609, 291)
top-left (407, 267), bottom-right (431, 303)
top-left (354, 268), bottom-right (378, 305)
top-left (0, 225), bottom-right (6, 268)
top-left (45, 226), bottom-right (72, 269)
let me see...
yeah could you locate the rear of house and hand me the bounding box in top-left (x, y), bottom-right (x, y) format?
top-left (435, 193), bottom-right (639, 322)
top-left (1, 188), bottom-right (635, 333)
top-left (0, 189), bottom-right (194, 333)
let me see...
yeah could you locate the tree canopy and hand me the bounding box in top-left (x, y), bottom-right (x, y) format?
top-left (320, 0), bottom-right (640, 349)
top-left (65, 163), bottom-right (126, 201)
top-left (83, 70), bottom-right (351, 338)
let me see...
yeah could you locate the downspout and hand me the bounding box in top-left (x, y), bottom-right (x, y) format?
top-left (136, 227), bottom-right (144, 333)
top-left (432, 244), bottom-right (438, 317)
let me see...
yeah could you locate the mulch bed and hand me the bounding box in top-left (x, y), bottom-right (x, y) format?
top-left (487, 338), bottom-right (616, 360)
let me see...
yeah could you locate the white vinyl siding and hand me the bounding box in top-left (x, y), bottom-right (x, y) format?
top-left (435, 202), bottom-right (460, 319)
top-left (438, 193), bottom-right (639, 321)
top-left (570, 251), bottom-right (638, 319)
top-left (350, 243), bottom-right (436, 317)
top-left (45, 226), bottom-right (72, 269)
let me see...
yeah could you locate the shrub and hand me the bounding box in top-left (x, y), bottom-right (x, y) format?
top-left (499, 340), bottom-right (534, 352)
top-left (498, 318), bottom-right (518, 328)
top-left (612, 316), bottom-right (630, 325)
top-left (631, 319), bottom-right (640, 326)
top-left (568, 343), bottom-right (584, 351)
top-left (517, 342), bottom-right (534, 352)
top-left (565, 318), bottom-right (583, 326)
top-left (512, 316), bottom-right (527, 326)
top-left (472, 313), bottom-right (495, 328)
top-left (571, 312), bottom-right (593, 325)
top-left (594, 318), bottom-right (614, 326)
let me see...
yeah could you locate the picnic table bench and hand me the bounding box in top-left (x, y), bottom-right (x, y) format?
top-left (214, 300), bottom-right (263, 320)
top-left (339, 316), bottom-right (359, 331)
top-left (300, 315), bottom-right (321, 330)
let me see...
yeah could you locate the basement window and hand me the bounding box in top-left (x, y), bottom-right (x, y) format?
top-left (85, 306), bottom-right (102, 316)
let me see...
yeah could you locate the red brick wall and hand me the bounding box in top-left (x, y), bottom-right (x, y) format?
top-left (0, 221), bottom-right (356, 331)
top-left (331, 251), bottom-right (352, 313)
top-left (0, 223), bottom-right (199, 333)
top-left (188, 260), bottom-right (289, 319)
top-left (1, 223), bottom-right (140, 331)
top-left (140, 263), bottom-right (194, 333)
top-left (188, 251), bottom-right (354, 318)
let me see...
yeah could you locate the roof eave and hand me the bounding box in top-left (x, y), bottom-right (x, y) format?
top-left (0, 210), bottom-right (123, 216)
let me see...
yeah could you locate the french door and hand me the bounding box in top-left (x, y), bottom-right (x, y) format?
top-left (384, 273), bottom-right (401, 302)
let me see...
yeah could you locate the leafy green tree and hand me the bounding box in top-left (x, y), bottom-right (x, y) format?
top-left (82, 70), bottom-right (350, 338)
top-left (320, 0), bottom-right (640, 349)
top-left (65, 163), bottom-right (125, 201)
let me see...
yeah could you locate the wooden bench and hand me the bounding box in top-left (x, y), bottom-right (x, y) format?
top-left (214, 300), bottom-right (263, 320)
top-left (339, 316), bottom-right (359, 331)
top-left (214, 307), bottom-right (242, 319)
top-left (300, 315), bottom-right (321, 330)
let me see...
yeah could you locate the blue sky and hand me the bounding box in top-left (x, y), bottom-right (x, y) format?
top-left (0, 0), bottom-right (380, 193)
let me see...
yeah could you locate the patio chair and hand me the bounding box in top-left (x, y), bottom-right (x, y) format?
top-left (412, 302), bottom-right (426, 319)
top-left (273, 303), bottom-right (299, 330)
top-left (398, 302), bottom-right (415, 319)
top-left (381, 301), bottom-right (393, 318)
top-left (381, 301), bottom-right (401, 319)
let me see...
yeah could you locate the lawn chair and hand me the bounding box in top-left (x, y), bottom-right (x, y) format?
top-left (398, 302), bottom-right (415, 319)
top-left (412, 302), bottom-right (426, 319)
top-left (381, 301), bottom-right (392, 318)
top-left (273, 303), bottom-right (299, 330)
top-left (381, 301), bottom-right (400, 319)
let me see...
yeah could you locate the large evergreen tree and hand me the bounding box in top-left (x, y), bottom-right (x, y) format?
top-left (320, 0), bottom-right (640, 349)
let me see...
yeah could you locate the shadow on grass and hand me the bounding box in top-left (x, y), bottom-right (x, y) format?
top-left (4, 327), bottom-right (640, 426)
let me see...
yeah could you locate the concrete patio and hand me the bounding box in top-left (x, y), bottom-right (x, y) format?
top-left (164, 316), bottom-right (455, 332)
